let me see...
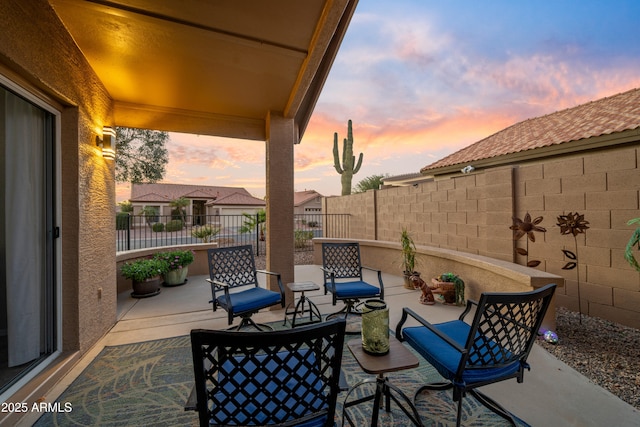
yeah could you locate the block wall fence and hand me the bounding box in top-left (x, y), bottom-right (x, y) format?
top-left (323, 144), bottom-right (640, 329)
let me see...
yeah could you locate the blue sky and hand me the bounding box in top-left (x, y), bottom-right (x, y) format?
top-left (116, 1), bottom-right (640, 201)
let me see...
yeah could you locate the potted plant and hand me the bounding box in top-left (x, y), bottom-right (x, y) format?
top-left (154, 249), bottom-right (194, 286)
top-left (400, 228), bottom-right (420, 289)
top-left (121, 258), bottom-right (168, 298)
top-left (431, 272), bottom-right (465, 306)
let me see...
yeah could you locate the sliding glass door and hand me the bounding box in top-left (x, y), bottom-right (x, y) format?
top-left (0, 84), bottom-right (57, 394)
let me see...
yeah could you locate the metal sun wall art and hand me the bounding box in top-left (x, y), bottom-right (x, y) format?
top-left (510, 212), bottom-right (546, 267)
top-left (557, 212), bottom-right (590, 324)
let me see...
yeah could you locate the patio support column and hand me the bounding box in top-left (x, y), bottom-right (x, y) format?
top-left (265, 111), bottom-right (294, 305)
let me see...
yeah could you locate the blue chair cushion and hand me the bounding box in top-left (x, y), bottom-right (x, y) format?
top-left (217, 287), bottom-right (282, 314)
top-left (211, 350), bottom-right (328, 426)
top-left (403, 320), bottom-right (521, 385)
top-left (329, 280), bottom-right (379, 299)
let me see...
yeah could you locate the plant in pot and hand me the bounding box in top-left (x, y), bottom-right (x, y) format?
top-left (121, 258), bottom-right (169, 298)
top-left (431, 272), bottom-right (465, 306)
top-left (154, 249), bottom-right (194, 286)
top-left (400, 228), bottom-right (420, 289)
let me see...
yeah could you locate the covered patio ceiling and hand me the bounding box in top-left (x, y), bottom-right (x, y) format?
top-left (49, 0), bottom-right (357, 141)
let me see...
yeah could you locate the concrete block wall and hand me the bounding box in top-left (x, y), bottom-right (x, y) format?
top-left (513, 145), bottom-right (640, 328)
top-left (324, 144), bottom-right (640, 329)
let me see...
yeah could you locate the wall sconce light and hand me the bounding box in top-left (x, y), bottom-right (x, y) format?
top-left (97, 126), bottom-right (116, 160)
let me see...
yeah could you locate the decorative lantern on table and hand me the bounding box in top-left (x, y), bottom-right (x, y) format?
top-left (361, 299), bottom-right (389, 355)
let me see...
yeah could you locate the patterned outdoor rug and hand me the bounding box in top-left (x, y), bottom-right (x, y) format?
top-left (35, 331), bottom-right (528, 426)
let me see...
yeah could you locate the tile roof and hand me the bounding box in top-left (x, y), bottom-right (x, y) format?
top-left (207, 192), bottom-right (265, 206)
top-left (421, 88), bottom-right (640, 172)
top-left (294, 190), bottom-right (323, 206)
top-left (130, 183), bottom-right (251, 202)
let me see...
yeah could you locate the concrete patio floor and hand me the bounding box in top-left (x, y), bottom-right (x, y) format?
top-left (20, 265), bottom-right (639, 426)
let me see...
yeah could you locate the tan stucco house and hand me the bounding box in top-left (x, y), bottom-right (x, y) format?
top-left (0, 0), bottom-right (357, 419)
top-left (294, 190), bottom-right (324, 215)
top-left (129, 182), bottom-right (265, 219)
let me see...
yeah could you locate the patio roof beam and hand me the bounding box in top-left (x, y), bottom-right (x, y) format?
top-left (85, 0), bottom-right (308, 58)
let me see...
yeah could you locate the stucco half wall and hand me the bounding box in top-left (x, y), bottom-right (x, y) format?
top-left (313, 238), bottom-right (564, 331)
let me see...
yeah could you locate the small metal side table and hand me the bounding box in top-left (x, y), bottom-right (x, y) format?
top-left (343, 336), bottom-right (423, 427)
top-left (283, 281), bottom-right (322, 328)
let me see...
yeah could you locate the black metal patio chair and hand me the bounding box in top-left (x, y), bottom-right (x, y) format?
top-left (188, 318), bottom-right (346, 427)
top-left (207, 245), bottom-right (285, 331)
top-left (320, 242), bottom-right (384, 321)
top-left (396, 283), bottom-right (556, 427)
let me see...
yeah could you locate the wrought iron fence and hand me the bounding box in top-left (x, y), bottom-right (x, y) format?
top-left (116, 213), bottom-right (350, 254)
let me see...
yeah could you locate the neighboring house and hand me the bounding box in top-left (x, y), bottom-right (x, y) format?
top-left (294, 190), bottom-right (324, 215)
top-left (326, 87), bottom-right (640, 329)
top-left (206, 191), bottom-right (265, 216)
top-left (129, 183), bottom-right (264, 223)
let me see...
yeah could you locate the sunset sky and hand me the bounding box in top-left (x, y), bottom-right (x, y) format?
top-left (116, 0), bottom-right (640, 202)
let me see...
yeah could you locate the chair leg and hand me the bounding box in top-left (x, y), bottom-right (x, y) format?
top-left (325, 303), bottom-right (349, 321)
top-left (469, 390), bottom-right (517, 426)
top-left (230, 316), bottom-right (274, 332)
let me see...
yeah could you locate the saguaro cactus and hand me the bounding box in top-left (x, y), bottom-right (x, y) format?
top-left (333, 119), bottom-right (363, 196)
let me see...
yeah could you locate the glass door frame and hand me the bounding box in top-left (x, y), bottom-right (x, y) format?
top-left (0, 72), bottom-right (62, 400)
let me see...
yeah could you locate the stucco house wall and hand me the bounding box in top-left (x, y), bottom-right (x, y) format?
top-left (0, 0), bottom-right (116, 354)
top-left (324, 145), bottom-right (640, 328)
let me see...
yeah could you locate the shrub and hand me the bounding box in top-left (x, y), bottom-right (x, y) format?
top-left (171, 207), bottom-right (185, 221)
top-left (121, 258), bottom-right (169, 282)
top-left (152, 222), bottom-right (165, 232)
top-left (154, 250), bottom-right (194, 271)
top-left (116, 212), bottom-right (130, 230)
top-left (294, 230), bottom-right (314, 248)
top-left (191, 225), bottom-right (220, 242)
top-left (165, 219), bottom-right (183, 232)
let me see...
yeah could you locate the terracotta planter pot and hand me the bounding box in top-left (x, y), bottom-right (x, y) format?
top-left (163, 266), bottom-right (189, 286)
top-left (430, 278), bottom-right (456, 304)
top-left (403, 271), bottom-right (421, 289)
top-left (131, 276), bottom-right (162, 298)
top-left (431, 278), bottom-right (455, 291)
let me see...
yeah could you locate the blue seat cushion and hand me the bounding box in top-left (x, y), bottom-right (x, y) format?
top-left (216, 287), bottom-right (281, 314)
top-left (211, 350), bottom-right (329, 426)
top-left (403, 320), bottom-right (521, 385)
top-left (329, 280), bottom-right (379, 299)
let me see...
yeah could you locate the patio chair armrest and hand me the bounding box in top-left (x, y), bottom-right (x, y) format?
top-left (205, 278), bottom-right (229, 288)
top-left (362, 265), bottom-right (384, 298)
top-left (361, 265), bottom-right (380, 273)
top-left (319, 267), bottom-right (336, 293)
top-left (459, 299), bottom-right (478, 321)
top-left (256, 269), bottom-right (278, 276)
top-left (256, 270), bottom-right (286, 305)
top-left (320, 266), bottom-right (335, 276)
top-left (396, 307), bottom-right (465, 354)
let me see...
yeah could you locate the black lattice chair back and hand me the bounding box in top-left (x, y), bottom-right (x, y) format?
top-left (321, 242), bottom-right (363, 280)
top-left (208, 245), bottom-right (259, 287)
top-left (465, 291), bottom-right (549, 369)
top-left (190, 318), bottom-right (346, 427)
